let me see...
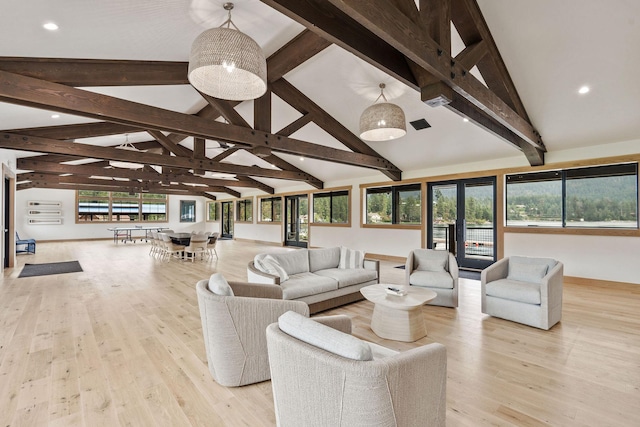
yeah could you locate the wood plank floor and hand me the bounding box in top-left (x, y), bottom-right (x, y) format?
top-left (1, 239), bottom-right (639, 426)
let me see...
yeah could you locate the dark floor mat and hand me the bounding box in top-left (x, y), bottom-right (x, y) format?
top-left (19, 261), bottom-right (83, 278)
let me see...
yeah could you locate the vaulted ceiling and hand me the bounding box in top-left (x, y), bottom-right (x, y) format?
top-left (1, 0), bottom-right (638, 199)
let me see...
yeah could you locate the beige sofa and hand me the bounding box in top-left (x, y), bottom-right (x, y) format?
top-left (247, 247), bottom-right (379, 314)
top-left (266, 311), bottom-right (447, 427)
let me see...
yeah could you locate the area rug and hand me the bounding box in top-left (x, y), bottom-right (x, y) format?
top-left (19, 261), bottom-right (83, 278)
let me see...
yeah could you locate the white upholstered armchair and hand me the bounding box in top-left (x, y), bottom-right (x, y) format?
top-left (196, 274), bottom-right (308, 387)
top-left (405, 249), bottom-right (459, 307)
top-left (266, 311), bottom-right (447, 427)
top-left (481, 256), bottom-right (564, 330)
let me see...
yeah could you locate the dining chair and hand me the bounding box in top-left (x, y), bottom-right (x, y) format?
top-left (160, 233), bottom-right (185, 262)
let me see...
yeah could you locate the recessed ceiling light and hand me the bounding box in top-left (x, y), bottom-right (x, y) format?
top-left (43, 22), bottom-right (59, 31)
top-left (299, 157), bottom-right (304, 161)
top-left (463, 118), bottom-right (469, 122)
top-left (51, 114), bottom-right (60, 119)
top-left (578, 86), bottom-right (590, 94)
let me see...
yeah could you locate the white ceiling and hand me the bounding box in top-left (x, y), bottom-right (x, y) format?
top-left (1, 0), bottom-right (638, 197)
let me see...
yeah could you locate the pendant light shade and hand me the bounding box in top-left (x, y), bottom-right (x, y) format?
top-left (188, 2), bottom-right (267, 101)
top-left (359, 83), bottom-right (406, 141)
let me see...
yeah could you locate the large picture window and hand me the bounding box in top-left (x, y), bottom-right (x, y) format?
top-left (237, 198), bottom-right (253, 222)
top-left (312, 190), bottom-right (349, 224)
top-left (506, 163), bottom-right (638, 228)
top-left (77, 191), bottom-right (167, 223)
top-left (365, 184), bottom-right (421, 225)
top-left (259, 197), bottom-right (281, 222)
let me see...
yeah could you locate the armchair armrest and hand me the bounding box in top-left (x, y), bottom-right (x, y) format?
top-left (229, 281), bottom-right (283, 299)
top-left (363, 258), bottom-right (380, 282)
top-left (481, 257), bottom-right (509, 284)
top-left (311, 314), bottom-right (352, 334)
top-left (247, 261), bottom-right (281, 285)
top-left (448, 252), bottom-right (459, 280)
top-left (540, 261), bottom-right (564, 306)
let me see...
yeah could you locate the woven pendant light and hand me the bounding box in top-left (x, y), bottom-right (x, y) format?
top-left (359, 83), bottom-right (406, 141)
top-left (188, 2), bottom-right (267, 101)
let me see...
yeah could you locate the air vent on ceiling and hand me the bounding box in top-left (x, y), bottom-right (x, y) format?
top-left (409, 118), bottom-right (431, 130)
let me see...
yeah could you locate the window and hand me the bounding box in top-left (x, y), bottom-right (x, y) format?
top-left (180, 200), bottom-right (196, 222)
top-left (259, 197), bottom-right (281, 222)
top-left (312, 190), bottom-right (349, 224)
top-left (366, 184), bottom-right (421, 225)
top-left (506, 171), bottom-right (562, 227)
top-left (206, 201), bottom-right (218, 222)
top-left (506, 163), bottom-right (638, 228)
top-left (237, 198), bottom-right (253, 222)
top-left (77, 191), bottom-right (167, 222)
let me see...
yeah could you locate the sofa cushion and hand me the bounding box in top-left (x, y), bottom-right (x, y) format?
top-left (414, 250), bottom-right (448, 272)
top-left (257, 255), bottom-right (290, 282)
top-left (309, 247), bottom-right (340, 272)
top-left (278, 311), bottom-right (372, 361)
top-left (485, 278), bottom-right (541, 305)
top-left (280, 272), bottom-right (338, 300)
top-left (339, 246), bottom-right (364, 269)
top-left (508, 256), bottom-right (557, 284)
top-left (409, 270), bottom-right (454, 289)
top-left (208, 273), bottom-right (234, 296)
top-left (268, 249), bottom-right (310, 276)
top-left (315, 268), bottom-right (378, 288)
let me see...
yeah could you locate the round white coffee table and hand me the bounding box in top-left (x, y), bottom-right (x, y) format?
top-left (360, 284), bottom-right (437, 342)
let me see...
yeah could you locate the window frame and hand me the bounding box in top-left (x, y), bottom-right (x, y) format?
top-left (258, 196), bottom-right (282, 224)
top-left (76, 191), bottom-right (168, 223)
top-left (505, 163), bottom-right (638, 230)
top-left (311, 190), bottom-right (350, 226)
top-left (363, 183), bottom-right (422, 228)
top-left (236, 198), bottom-right (253, 223)
top-left (206, 201), bottom-right (219, 222)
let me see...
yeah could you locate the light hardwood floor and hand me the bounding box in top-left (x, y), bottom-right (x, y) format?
top-left (1, 239), bottom-right (639, 426)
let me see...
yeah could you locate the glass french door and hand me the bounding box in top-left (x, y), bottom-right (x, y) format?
top-left (221, 201), bottom-right (234, 238)
top-left (284, 195), bottom-right (308, 248)
top-left (427, 177), bottom-right (497, 270)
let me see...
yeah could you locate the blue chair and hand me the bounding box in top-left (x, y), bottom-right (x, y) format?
top-left (16, 232), bottom-right (36, 254)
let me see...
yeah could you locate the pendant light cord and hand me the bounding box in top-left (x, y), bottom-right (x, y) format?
top-left (374, 83), bottom-right (389, 103)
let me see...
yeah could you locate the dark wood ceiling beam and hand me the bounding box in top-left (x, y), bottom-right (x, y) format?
top-left (234, 177), bottom-right (275, 195)
top-left (254, 90), bottom-right (272, 133)
top-left (263, 154), bottom-right (323, 189)
top-left (15, 158), bottom-right (265, 188)
top-left (7, 122), bottom-right (139, 140)
top-left (320, 0), bottom-right (542, 150)
top-left (0, 57), bottom-right (189, 86)
top-left (0, 71), bottom-right (398, 172)
top-left (260, 0), bottom-right (418, 89)
top-left (267, 29), bottom-right (332, 82)
top-left (276, 113), bottom-right (314, 137)
top-left (450, 0), bottom-right (530, 121)
top-left (19, 172), bottom-right (239, 196)
top-left (17, 180), bottom-right (211, 197)
top-left (146, 130), bottom-right (193, 157)
top-left (270, 78), bottom-right (402, 181)
top-left (1, 132), bottom-right (315, 182)
top-left (447, 93), bottom-right (543, 164)
top-left (455, 39), bottom-right (488, 70)
top-left (421, 0), bottom-right (452, 52)
top-left (211, 147), bottom-right (241, 162)
top-left (197, 92), bottom-right (252, 130)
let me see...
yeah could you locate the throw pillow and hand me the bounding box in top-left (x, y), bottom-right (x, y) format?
top-left (507, 261), bottom-right (548, 284)
top-left (278, 311), bottom-right (372, 361)
top-left (414, 250), bottom-right (448, 272)
top-left (339, 246), bottom-right (364, 269)
top-left (260, 255), bottom-right (290, 282)
top-left (208, 273), bottom-right (234, 296)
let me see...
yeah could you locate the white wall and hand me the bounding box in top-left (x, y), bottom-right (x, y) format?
top-left (15, 189), bottom-right (216, 240)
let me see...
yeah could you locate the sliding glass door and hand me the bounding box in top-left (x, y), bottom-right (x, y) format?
top-left (284, 195), bottom-right (308, 247)
top-left (428, 177), bottom-right (497, 270)
top-left (221, 201), bottom-right (234, 238)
